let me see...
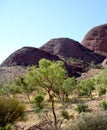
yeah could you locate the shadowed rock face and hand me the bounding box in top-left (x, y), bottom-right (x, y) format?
top-left (81, 24), bottom-right (107, 57)
top-left (1, 36), bottom-right (106, 78)
top-left (40, 38), bottom-right (83, 57)
top-left (1, 47), bottom-right (60, 66)
top-left (1, 46), bottom-right (83, 77)
top-left (40, 38), bottom-right (105, 63)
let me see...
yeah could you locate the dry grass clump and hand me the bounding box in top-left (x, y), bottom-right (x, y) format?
top-left (70, 112), bottom-right (107, 130)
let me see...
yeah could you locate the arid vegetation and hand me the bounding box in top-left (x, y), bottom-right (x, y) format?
top-left (0, 59), bottom-right (107, 130)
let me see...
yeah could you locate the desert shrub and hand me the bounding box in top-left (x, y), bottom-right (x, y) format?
top-left (95, 84), bottom-right (106, 96)
top-left (0, 97), bottom-right (26, 127)
top-left (0, 124), bottom-right (12, 130)
top-left (94, 69), bottom-right (107, 96)
top-left (77, 79), bottom-right (95, 99)
top-left (34, 95), bottom-right (44, 109)
top-left (75, 103), bottom-right (88, 113)
top-left (70, 112), bottom-right (107, 130)
top-left (100, 100), bottom-right (107, 110)
top-left (89, 61), bottom-right (97, 69)
top-left (60, 110), bottom-right (69, 120)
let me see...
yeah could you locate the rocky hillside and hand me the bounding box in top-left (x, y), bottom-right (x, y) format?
top-left (1, 23), bottom-right (107, 82)
top-left (1, 47), bottom-right (60, 66)
top-left (82, 24), bottom-right (107, 57)
top-left (40, 38), bottom-right (105, 63)
top-left (0, 66), bottom-right (27, 83)
top-left (1, 46), bottom-right (86, 79)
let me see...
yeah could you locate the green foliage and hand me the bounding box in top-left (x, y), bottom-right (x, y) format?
top-left (88, 61), bottom-right (102, 69)
top-left (27, 59), bottom-right (67, 90)
top-left (77, 79), bottom-right (95, 99)
top-left (25, 59), bottom-right (67, 129)
top-left (94, 69), bottom-right (107, 96)
top-left (88, 62), bottom-right (97, 69)
top-left (15, 76), bottom-right (36, 102)
top-left (62, 77), bottom-right (77, 95)
top-left (100, 100), bottom-right (107, 110)
top-left (34, 95), bottom-right (44, 109)
top-left (0, 124), bottom-right (12, 130)
top-left (58, 77), bottom-right (77, 103)
top-left (60, 110), bottom-right (69, 120)
top-left (95, 84), bottom-right (106, 96)
top-left (2, 83), bottom-right (21, 97)
top-left (94, 69), bottom-right (107, 84)
top-left (70, 112), bottom-right (107, 130)
top-left (0, 97), bottom-right (26, 127)
top-left (75, 103), bottom-right (88, 113)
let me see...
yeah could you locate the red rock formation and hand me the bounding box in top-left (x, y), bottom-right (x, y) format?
top-left (1, 46), bottom-right (83, 77)
top-left (40, 38), bottom-right (83, 57)
top-left (1, 47), bottom-right (60, 66)
top-left (81, 24), bottom-right (107, 57)
top-left (40, 38), bottom-right (105, 63)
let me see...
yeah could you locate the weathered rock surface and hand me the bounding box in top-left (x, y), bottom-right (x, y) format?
top-left (40, 38), bottom-right (83, 57)
top-left (102, 58), bottom-right (107, 68)
top-left (1, 46), bottom-right (84, 77)
top-left (0, 66), bottom-right (27, 83)
top-left (40, 38), bottom-right (105, 63)
top-left (1, 47), bottom-right (60, 66)
top-left (81, 24), bottom-right (107, 57)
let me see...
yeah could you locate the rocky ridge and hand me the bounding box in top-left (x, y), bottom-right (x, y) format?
top-left (40, 38), bottom-right (105, 63)
top-left (1, 46), bottom-right (86, 78)
top-left (1, 47), bottom-right (60, 66)
top-left (1, 23), bottom-right (107, 82)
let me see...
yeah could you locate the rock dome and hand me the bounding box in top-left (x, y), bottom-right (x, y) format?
top-left (1, 47), bottom-right (60, 66)
top-left (82, 24), bottom-right (107, 57)
top-left (40, 38), bottom-right (105, 63)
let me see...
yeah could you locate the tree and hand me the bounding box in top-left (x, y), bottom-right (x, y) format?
top-left (94, 69), bottom-right (107, 96)
top-left (61, 77), bottom-right (77, 102)
top-left (77, 79), bottom-right (95, 99)
top-left (15, 76), bottom-right (36, 102)
top-left (26, 59), bottom-right (67, 129)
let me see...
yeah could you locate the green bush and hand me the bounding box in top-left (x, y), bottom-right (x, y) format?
top-left (100, 100), bottom-right (107, 110)
top-left (0, 124), bottom-right (12, 130)
top-left (96, 86), bottom-right (106, 96)
top-left (34, 95), bottom-right (44, 109)
top-left (0, 97), bottom-right (25, 127)
top-left (70, 112), bottom-right (107, 130)
top-left (60, 110), bottom-right (69, 120)
top-left (77, 79), bottom-right (95, 99)
top-left (75, 103), bottom-right (88, 113)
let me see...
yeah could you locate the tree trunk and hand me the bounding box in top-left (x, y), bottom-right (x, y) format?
top-left (48, 92), bottom-right (58, 129)
top-left (26, 93), bottom-right (31, 102)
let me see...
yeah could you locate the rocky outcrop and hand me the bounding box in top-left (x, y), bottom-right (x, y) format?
top-left (81, 24), bottom-right (107, 57)
top-left (40, 38), bottom-right (105, 63)
top-left (40, 38), bottom-right (83, 57)
top-left (1, 46), bottom-right (84, 77)
top-left (1, 47), bottom-right (60, 66)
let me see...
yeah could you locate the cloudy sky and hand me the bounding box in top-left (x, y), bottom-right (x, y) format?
top-left (0, 0), bottom-right (107, 63)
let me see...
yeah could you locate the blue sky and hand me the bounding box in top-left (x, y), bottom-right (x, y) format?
top-left (0, 0), bottom-right (107, 64)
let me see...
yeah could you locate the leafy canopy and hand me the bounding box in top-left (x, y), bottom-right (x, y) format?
top-left (26, 59), bottom-right (67, 93)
